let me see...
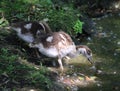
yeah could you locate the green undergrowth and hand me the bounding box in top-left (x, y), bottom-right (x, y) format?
top-left (0, 30), bottom-right (53, 90)
top-left (0, 0), bottom-right (83, 35)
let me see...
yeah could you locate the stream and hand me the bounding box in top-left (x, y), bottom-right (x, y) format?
top-left (47, 13), bottom-right (120, 91)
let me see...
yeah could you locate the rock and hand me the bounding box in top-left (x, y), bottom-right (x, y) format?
top-left (97, 32), bottom-right (108, 38)
top-left (115, 49), bottom-right (120, 53)
top-left (51, 82), bottom-right (67, 91)
top-left (16, 87), bottom-right (43, 91)
top-left (117, 42), bottom-right (120, 45)
top-left (76, 16), bottom-right (96, 41)
top-left (97, 70), bottom-right (103, 74)
top-left (89, 65), bottom-right (97, 72)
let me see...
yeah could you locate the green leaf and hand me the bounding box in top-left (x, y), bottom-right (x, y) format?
top-left (73, 20), bottom-right (83, 34)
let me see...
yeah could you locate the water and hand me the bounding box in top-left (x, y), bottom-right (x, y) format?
top-left (51, 13), bottom-right (120, 91)
top-left (77, 13), bottom-right (120, 91)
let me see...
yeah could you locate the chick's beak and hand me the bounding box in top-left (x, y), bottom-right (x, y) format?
top-left (87, 57), bottom-right (94, 64)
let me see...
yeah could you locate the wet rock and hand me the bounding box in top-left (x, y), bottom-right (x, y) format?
top-left (112, 1), bottom-right (120, 9)
top-left (119, 13), bottom-right (120, 16)
top-left (51, 73), bottom-right (98, 91)
top-left (73, 73), bottom-right (77, 76)
top-left (52, 82), bottom-right (67, 91)
top-left (115, 49), bottom-right (120, 53)
top-left (113, 71), bottom-right (117, 74)
top-left (16, 87), bottom-right (42, 91)
top-left (87, 37), bottom-right (92, 41)
top-left (97, 70), bottom-right (103, 74)
top-left (113, 53), bottom-right (117, 56)
top-left (89, 65), bottom-right (97, 72)
top-left (117, 42), bottom-right (120, 45)
top-left (97, 83), bottom-right (102, 87)
top-left (76, 16), bottom-right (96, 42)
top-left (97, 32), bottom-right (108, 38)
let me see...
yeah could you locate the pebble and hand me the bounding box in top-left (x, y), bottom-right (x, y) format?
top-left (113, 71), bottom-right (117, 74)
top-left (66, 75), bottom-right (70, 78)
top-left (97, 70), bottom-right (103, 74)
top-left (73, 73), bottom-right (77, 76)
top-left (97, 83), bottom-right (101, 87)
top-left (71, 86), bottom-right (78, 91)
top-left (117, 42), bottom-right (120, 45)
top-left (87, 37), bottom-right (92, 41)
top-left (89, 65), bottom-right (97, 71)
top-left (119, 13), bottom-right (120, 16)
top-left (97, 32), bottom-right (108, 38)
top-left (114, 53), bottom-right (117, 56)
top-left (113, 36), bottom-right (117, 39)
top-left (30, 89), bottom-right (35, 91)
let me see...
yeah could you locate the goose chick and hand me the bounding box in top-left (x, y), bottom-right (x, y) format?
top-left (29, 31), bottom-right (76, 71)
top-left (65, 45), bottom-right (93, 64)
top-left (76, 45), bottom-right (93, 64)
top-left (11, 21), bottom-right (52, 43)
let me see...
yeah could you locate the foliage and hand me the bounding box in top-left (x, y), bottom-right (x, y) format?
top-left (0, 0), bottom-right (83, 34)
top-left (0, 0), bottom-right (52, 21)
top-left (29, 66), bottom-right (52, 89)
top-left (0, 18), bottom-right (9, 28)
top-left (0, 48), bottom-right (52, 90)
top-left (0, 0), bottom-right (84, 90)
top-left (73, 20), bottom-right (83, 34)
top-left (46, 6), bottom-right (81, 34)
top-left (0, 48), bottom-right (18, 64)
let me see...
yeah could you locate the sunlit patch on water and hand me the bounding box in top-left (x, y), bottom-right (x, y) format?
top-left (57, 75), bottom-right (98, 86)
top-left (52, 71), bottom-right (100, 91)
top-left (47, 55), bottom-right (102, 91)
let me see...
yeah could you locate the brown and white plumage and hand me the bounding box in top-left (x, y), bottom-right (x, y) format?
top-left (76, 45), bottom-right (93, 64)
top-left (11, 21), bottom-right (52, 58)
top-left (29, 31), bottom-right (76, 71)
top-left (29, 31), bottom-right (93, 71)
top-left (11, 21), bottom-right (52, 43)
top-left (66, 45), bottom-right (93, 64)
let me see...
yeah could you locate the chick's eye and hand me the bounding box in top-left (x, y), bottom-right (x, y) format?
top-left (87, 51), bottom-right (91, 55)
